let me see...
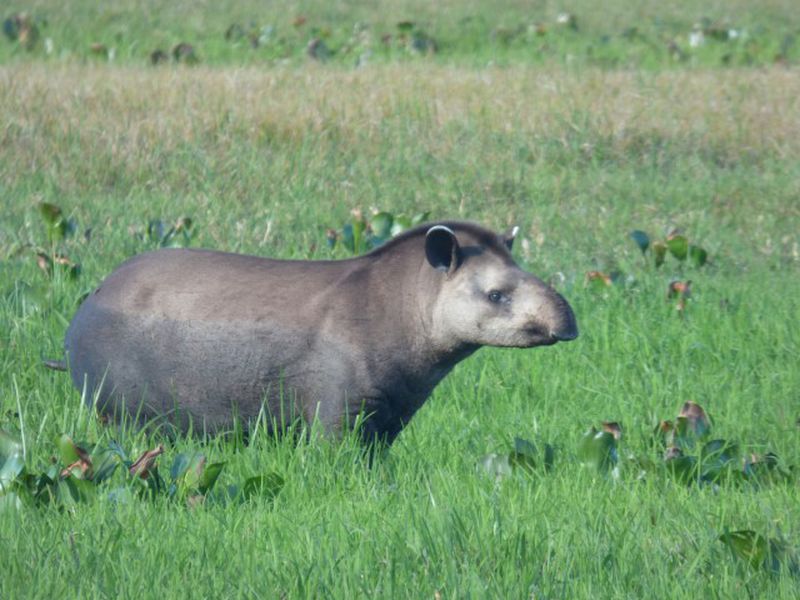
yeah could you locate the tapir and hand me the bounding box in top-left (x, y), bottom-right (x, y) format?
top-left (61, 221), bottom-right (578, 444)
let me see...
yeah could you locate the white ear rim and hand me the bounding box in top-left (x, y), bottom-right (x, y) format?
top-left (425, 225), bottom-right (456, 238)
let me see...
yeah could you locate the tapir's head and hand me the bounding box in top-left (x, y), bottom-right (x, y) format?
top-left (423, 223), bottom-right (578, 349)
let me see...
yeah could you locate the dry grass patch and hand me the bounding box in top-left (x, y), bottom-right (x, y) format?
top-left (2, 64), bottom-right (800, 180)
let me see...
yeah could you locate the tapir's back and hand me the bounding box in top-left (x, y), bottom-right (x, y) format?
top-left (65, 248), bottom-right (366, 432)
top-left (84, 248), bottom-right (351, 321)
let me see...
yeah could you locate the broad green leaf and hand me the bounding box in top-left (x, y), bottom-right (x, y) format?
top-left (0, 430), bottom-right (24, 489)
top-left (240, 473), bottom-right (284, 502)
top-left (107, 440), bottom-right (128, 461)
top-left (38, 202), bottom-right (62, 224)
top-left (351, 218), bottom-right (365, 254)
top-left (666, 234), bottom-right (688, 260)
top-left (341, 223), bottom-right (355, 253)
top-left (672, 418), bottom-right (694, 449)
top-left (719, 530), bottom-right (769, 570)
top-left (665, 454), bottom-right (698, 484)
top-left (699, 439), bottom-right (740, 482)
top-left (39, 202), bottom-right (75, 239)
top-left (91, 449), bottom-right (119, 483)
top-left (513, 437), bottom-right (537, 457)
top-left (653, 420), bottom-right (673, 447)
top-left (508, 451), bottom-right (537, 473)
top-left (198, 462), bottom-right (225, 495)
top-left (673, 401), bottom-right (711, 449)
top-left (169, 452), bottom-right (193, 481)
top-left (543, 443), bottom-right (555, 471)
top-left (168, 453), bottom-right (206, 494)
top-left (512, 437), bottom-right (554, 472)
top-left (147, 220), bottom-right (166, 244)
top-left (689, 245), bottom-right (708, 267)
top-left (32, 472), bottom-right (57, 505)
top-left (629, 230), bottom-right (650, 254)
top-left (391, 215), bottom-right (411, 236)
top-left (744, 452), bottom-right (791, 485)
top-left (55, 477), bottom-right (95, 506)
top-left (652, 240), bottom-right (667, 267)
top-left (57, 434), bottom-right (81, 465)
top-left (578, 428), bottom-right (617, 472)
top-left (411, 212), bottom-right (430, 226)
top-left (370, 212), bottom-right (394, 241)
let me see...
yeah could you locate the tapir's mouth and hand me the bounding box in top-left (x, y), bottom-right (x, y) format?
top-left (523, 324), bottom-right (559, 347)
top-left (522, 320), bottom-right (578, 347)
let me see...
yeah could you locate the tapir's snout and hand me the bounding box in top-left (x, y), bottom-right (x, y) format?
top-left (545, 291), bottom-right (579, 343)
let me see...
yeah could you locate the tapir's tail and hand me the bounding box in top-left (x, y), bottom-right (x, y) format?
top-left (43, 358), bottom-right (67, 371)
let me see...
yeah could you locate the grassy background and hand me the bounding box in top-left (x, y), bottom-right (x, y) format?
top-left (2, 1), bottom-right (800, 598)
top-left (3, 0), bottom-right (800, 67)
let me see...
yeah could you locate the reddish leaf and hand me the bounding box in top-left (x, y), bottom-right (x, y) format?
top-left (667, 280), bottom-right (692, 299)
top-left (585, 271), bottom-right (612, 287)
top-left (602, 421), bottom-right (622, 440)
top-left (36, 252), bottom-right (52, 275)
top-left (60, 458), bottom-right (92, 479)
top-left (129, 445), bottom-right (165, 479)
top-left (679, 401), bottom-right (711, 436)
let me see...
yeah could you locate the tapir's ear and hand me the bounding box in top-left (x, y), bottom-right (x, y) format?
top-left (425, 226), bottom-right (460, 273)
top-left (503, 225), bottom-right (519, 251)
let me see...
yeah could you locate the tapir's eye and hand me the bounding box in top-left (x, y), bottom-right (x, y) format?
top-left (487, 290), bottom-right (504, 303)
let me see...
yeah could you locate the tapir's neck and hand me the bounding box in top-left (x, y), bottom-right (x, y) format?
top-left (364, 249), bottom-right (481, 390)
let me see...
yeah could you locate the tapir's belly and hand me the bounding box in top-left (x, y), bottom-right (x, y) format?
top-left (65, 297), bottom-right (353, 432)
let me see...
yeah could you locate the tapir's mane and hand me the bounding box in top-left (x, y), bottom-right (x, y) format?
top-left (366, 220), bottom-right (511, 259)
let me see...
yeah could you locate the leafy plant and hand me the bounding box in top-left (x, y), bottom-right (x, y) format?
top-left (629, 229), bottom-right (708, 267)
top-left (30, 202), bottom-right (83, 280)
top-left (667, 280), bottom-right (691, 314)
top-left (477, 436), bottom-right (554, 480)
top-left (35, 252), bottom-right (81, 279)
top-left (2, 13), bottom-right (40, 50)
top-left (134, 216), bottom-right (195, 248)
top-left (719, 529), bottom-right (799, 574)
top-left (38, 202), bottom-right (77, 241)
top-left (654, 401), bottom-right (792, 486)
top-left (328, 209), bottom-right (430, 254)
top-left (578, 424), bottom-right (619, 473)
top-left (0, 431), bottom-right (284, 511)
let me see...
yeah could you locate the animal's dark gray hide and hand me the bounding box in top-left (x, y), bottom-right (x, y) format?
top-left (64, 221), bottom-right (577, 444)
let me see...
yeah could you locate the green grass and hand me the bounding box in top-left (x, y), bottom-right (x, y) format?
top-left (2, 2), bottom-right (800, 598)
top-left (3, 0), bottom-right (800, 68)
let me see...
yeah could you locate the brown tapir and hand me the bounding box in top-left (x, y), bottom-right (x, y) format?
top-left (63, 221), bottom-right (577, 444)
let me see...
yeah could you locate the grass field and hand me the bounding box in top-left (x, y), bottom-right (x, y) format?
top-left (2, 2), bottom-right (800, 598)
